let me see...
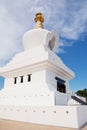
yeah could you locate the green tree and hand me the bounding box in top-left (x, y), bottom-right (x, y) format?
top-left (76, 88), bottom-right (87, 103)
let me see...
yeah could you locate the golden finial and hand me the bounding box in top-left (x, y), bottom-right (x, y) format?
top-left (34, 12), bottom-right (44, 29)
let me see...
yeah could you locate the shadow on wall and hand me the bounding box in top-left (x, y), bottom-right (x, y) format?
top-left (0, 76), bottom-right (4, 90)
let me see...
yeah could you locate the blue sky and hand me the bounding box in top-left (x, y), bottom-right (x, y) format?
top-left (0, 0), bottom-right (87, 92)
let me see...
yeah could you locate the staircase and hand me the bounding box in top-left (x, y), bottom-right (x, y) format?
top-left (71, 95), bottom-right (87, 105)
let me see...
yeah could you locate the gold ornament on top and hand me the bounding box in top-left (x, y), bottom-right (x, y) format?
top-left (34, 12), bottom-right (44, 29)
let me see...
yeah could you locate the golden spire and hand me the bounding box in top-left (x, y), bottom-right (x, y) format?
top-left (34, 12), bottom-right (44, 29)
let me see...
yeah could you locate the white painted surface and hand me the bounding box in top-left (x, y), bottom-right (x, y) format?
top-left (0, 105), bottom-right (87, 128)
top-left (77, 106), bottom-right (87, 128)
top-left (0, 27), bottom-right (86, 129)
top-left (74, 94), bottom-right (86, 102)
top-left (68, 99), bottom-right (80, 105)
top-left (55, 92), bottom-right (68, 105)
top-left (0, 70), bottom-right (55, 106)
top-left (0, 68), bottom-right (71, 106)
top-left (23, 29), bottom-right (58, 51)
top-left (0, 85), bottom-right (55, 106)
top-left (0, 47), bottom-right (74, 81)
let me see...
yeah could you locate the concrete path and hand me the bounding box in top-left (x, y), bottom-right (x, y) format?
top-left (0, 119), bottom-right (87, 130)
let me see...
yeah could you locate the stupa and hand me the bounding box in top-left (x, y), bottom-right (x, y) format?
top-left (0, 13), bottom-right (87, 129)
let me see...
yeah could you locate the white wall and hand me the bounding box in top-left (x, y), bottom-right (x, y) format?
top-left (0, 94), bottom-right (55, 106)
top-left (0, 69), bottom-right (56, 106)
top-left (55, 92), bottom-right (68, 105)
top-left (46, 69), bottom-right (70, 93)
top-left (0, 87), bottom-right (55, 106)
top-left (46, 69), bottom-right (57, 91)
top-left (2, 69), bottom-right (71, 106)
top-left (77, 106), bottom-right (87, 128)
top-left (4, 70), bottom-right (46, 88)
top-left (0, 105), bottom-right (87, 128)
top-left (4, 78), bottom-right (13, 88)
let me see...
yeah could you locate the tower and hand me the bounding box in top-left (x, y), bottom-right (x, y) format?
top-left (0, 13), bottom-right (87, 129)
top-left (0, 13), bottom-right (74, 106)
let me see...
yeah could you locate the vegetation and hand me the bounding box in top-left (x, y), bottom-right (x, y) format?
top-left (76, 88), bottom-right (87, 102)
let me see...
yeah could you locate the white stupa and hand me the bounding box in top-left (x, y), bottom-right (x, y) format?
top-left (0, 13), bottom-right (87, 129)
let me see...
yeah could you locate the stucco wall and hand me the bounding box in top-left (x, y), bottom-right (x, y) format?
top-left (0, 105), bottom-right (87, 128)
top-left (0, 69), bottom-right (56, 106)
top-left (55, 92), bottom-right (68, 105)
top-left (77, 106), bottom-right (87, 127)
top-left (4, 70), bottom-right (46, 88)
top-left (46, 69), bottom-right (70, 93)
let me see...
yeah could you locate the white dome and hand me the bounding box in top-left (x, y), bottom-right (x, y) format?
top-left (23, 28), bottom-right (58, 51)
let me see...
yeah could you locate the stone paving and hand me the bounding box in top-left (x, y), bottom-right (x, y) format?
top-left (0, 119), bottom-right (87, 130)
